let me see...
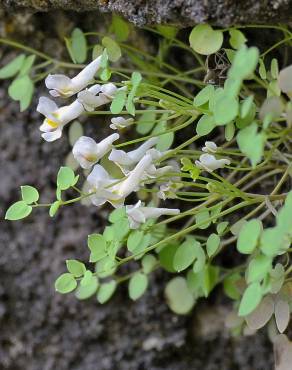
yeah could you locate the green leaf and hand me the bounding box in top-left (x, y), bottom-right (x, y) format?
top-left (193, 85), bottom-right (214, 107)
top-left (271, 58), bottom-right (279, 79)
top-left (260, 227), bottom-right (286, 257)
top-left (5, 200), bottom-right (32, 221)
top-left (196, 114), bottom-right (216, 136)
top-left (247, 255), bottom-right (272, 284)
top-left (225, 122), bottom-right (235, 141)
top-left (102, 36), bottom-right (122, 62)
top-left (66, 260), bottom-right (86, 277)
top-left (142, 254), bottom-right (157, 274)
top-left (236, 123), bottom-right (266, 167)
top-left (199, 265), bottom-right (219, 297)
top-left (206, 233), bottom-right (220, 257)
top-left (75, 276), bottom-right (99, 300)
top-left (157, 25), bottom-right (177, 39)
top-left (92, 44), bottom-right (104, 60)
top-left (110, 89), bottom-right (127, 114)
top-left (136, 110), bottom-right (156, 134)
top-left (192, 243), bottom-right (206, 273)
top-left (173, 238), bottom-right (198, 272)
top-left (68, 121), bottom-right (83, 146)
top-left (110, 15), bottom-right (130, 42)
top-left (128, 272), bottom-right (148, 300)
top-left (0, 54), bottom-right (25, 79)
top-left (216, 221), bottom-right (229, 235)
top-left (241, 96), bottom-right (254, 119)
top-left (88, 234), bottom-right (107, 262)
top-left (109, 207), bottom-right (127, 223)
top-left (18, 55), bottom-right (36, 77)
top-left (8, 75), bottom-right (34, 111)
top-left (213, 93), bottom-right (239, 125)
top-left (80, 270), bottom-right (93, 286)
top-left (228, 45), bottom-right (259, 80)
top-left (96, 257), bottom-right (117, 278)
top-left (97, 280), bottom-right (117, 304)
top-left (165, 277), bottom-right (195, 314)
top-left (195, 209), bottom-right (211, 229)
top-left (223, 273), bottom-right (241, 300)
top-left (237, 219), bottom-right (262, 254)
top-left (238, 282), bottom-right (263, 316)
top-left (258, 59), bottom-right (267, 80)
top-left (229, 29), bottom-right (247, 49)
top-left (126, 71), bottom-right (142, 115)
top-left (127, 230), bottom-right (144, 252)
top-left (112, 218), bottom-right (130, 241)
top-left (71, 28), bottom-right (87, 64)
top-left (189, 24), bottom-right (223, 55)
top-left (180, 157), bottom-right (200, 180)
top-left (57, 166), bottom-right (75, 190)
top-left (55, 273), bottom-right (77, 294)
top-left (152, 119), bottom-right (174, 151)
top-left (159, 244), bottom-right (179, 273)
top-left (49, 200), bottom-right (61, 217)
top-left (21, 185), bottom-right (39, 204)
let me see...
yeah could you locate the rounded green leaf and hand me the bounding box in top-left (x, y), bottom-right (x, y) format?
top-left (0, 54), bottom-right (25, 79)
top-left (173, 238), bottom-right (197, 272)
top-left (49, 200), bottom-right (61, 217)
top-left (237, 219), bottom-right (262, 254)
top-left (142, 254), bottom-right (157, 274)
top-left (238, 282), bottom-right (263, 317)
top-left (96, 257), bottom-right (117, 278)
top-left (206, 233), bottom-right (220, 257)
top-left (196, 114), bottom-right (216, 136)
top-left (127, 230), bottom-right (144, 252)
top-left (195, 209), bottom-right (211, 229)
top-left (165, 277), bottom-right (195, 315)
top-left (8, 75), bottom-right (34, 111)
top-left (228, 45), bottom-right (259, 80)
top-left (110, 89), bottom-right (127, 114)
top-left (193, 85), bottom-right (214, 107)
top-left (229, 29), bottom-right (247, 49)
top-left (213, 94), bottom-right (239, 125)
top-left (55, 273), bottom-right (77, 294)
top-left (71, 28), bottom-right (87, 63)
top-left (57, 166), bottom-right (75, 190)
top-left (247, 254), bottom-right (272, 283)
top-left (102, 36), bottom-right (122, 62)
top-left (159, 244), bottom-right (179, 273)
top-left (75, 276), bottom-right (99, 300)
top-left (21, 185), bottom-right (39, 204)
top-left (5, 200), bottom-right (32, 221)
top-left (189, 24), bottom-right (223, 55)
top-left (128, 272), bottom-right (148, 300)
top-left (69, 121), bottom-right (83, 146)
top-left (192, 244), bottom-right (206, 273)
top-left (110, 15), bottom-right (130, 42)
top-left (66, 260), bottom-right (86, 277)
top-left (97, 280), bottom-right (117, 304)
top-left (109, 207), bottom-right (127, 223)
top-left (88, 233), bottom-right (107, 262)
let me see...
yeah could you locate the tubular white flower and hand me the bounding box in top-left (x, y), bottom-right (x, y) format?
top-left (77, 83), bottom-right (119, 111)
top-left (86, 154), bottom-right (153, 208)
top-left (202, 141), bottom-right (218, 153)
top-left (72, 133), bottom-right (119, 169)
top-left (126, 201), bottom-right (180, 229)
top-left (37, 85), bottom-right (100, 142)
top-left (195, 153), bottom-right (230, 172)
top-left (45, 56), bottom-right (103, 97)
top-left (110, 117), bottom-right (134, 130)
top-left (108, 137), bottom-right (158, 168)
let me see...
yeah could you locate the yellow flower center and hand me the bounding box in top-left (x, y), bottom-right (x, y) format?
top-left (83, 154), bottom-right (98, 162)
top-left (46, 119), bottom-right (59, 129)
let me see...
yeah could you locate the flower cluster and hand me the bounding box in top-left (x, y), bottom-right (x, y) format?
top-left (37, 57), bottom-right (180, 228)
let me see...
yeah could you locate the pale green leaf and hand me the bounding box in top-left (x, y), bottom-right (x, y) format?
top-left (97, 280), bottom-right (117, 304)
top-left (165, 277), bottom-right (195, 314)
top-left (128, 272), bottom-right (148, 300)
top-left (71, 28), bottom-right (87, 64)
top-left (88, 233), bottom-right (107, 262)
top-left (206, 233), bottom-right (220, 257)
top-left (189, 24), bottom-right (223, 55)
top-left (102, 36), bottom-right (122, 62)
top-left (238, 282), bottom-right (263, 316)
top-left (0, 54), bottom-right (25, 79)
top-left (66, 260), bottom-right (86, 277)
top-left (21, 185), bottom-right (39, 204)
top-left (57, 166), bottom-right (75, 190)
top-left (237, 219), bottom-right (262, 254)
top-left (5, 200), bottom-right (32, 221)
top-left (55, 273), bottom-right (77, 294)
top-left (75, 276), bottom-right (99, 300)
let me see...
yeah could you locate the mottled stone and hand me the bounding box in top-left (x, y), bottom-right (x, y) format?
top-left (1, 0), bottom-right (292, 26)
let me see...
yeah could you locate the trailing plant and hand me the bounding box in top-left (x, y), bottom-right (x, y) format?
top-left (2, 18), bottom-right (292, 357)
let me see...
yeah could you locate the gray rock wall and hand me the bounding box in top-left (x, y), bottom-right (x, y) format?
top-left (1, 0), bottom-right (292, 26)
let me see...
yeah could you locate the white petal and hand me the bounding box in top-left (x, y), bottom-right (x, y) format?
top-left (58, 100), bottom-right (84, 124)
top-left (96, 133), bottom-right (119, 159)
top-left (71, 56), bottom-right (102, 90)
top-left (100, 83), bottom-right (117, 98)
top-left (45, 74), bottom-right (73, 97)
top-left (37, 96), bottom-right (58, 119)
top-left (108, 149), bottom-right (134, 166)
top-left (73, 136), bottom-right (99, 169)
top-left (41, 128), bottom-right (63, 142)
top-left (202, 141), bottom-right (218, 153)
top-left (110, 117), bottom-right (134, 130)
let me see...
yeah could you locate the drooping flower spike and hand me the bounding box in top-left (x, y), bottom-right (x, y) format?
top-left (45, 56), bottom-right (103, 98)
top-left (195, 153), bottom-right (230, 172)
top-left (126, 201), bottom-right (180, 229)
top-left (37, 85), bottom-right (101, 142)
top-left (73, 134), bottom-right (120, 169)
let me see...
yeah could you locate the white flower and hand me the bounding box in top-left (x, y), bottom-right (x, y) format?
top-left (72, 133), bottom-right (119, 169)
top-left (45, 56), bottom-right (103, 98)
top-left (108, 137), bottom-right (158, 169)
top-left (37, 85), bottom-right (100, 142)
top-left (126, 201), bottom-right (180, 229)
top-left (195, 153), bottom-right (230, 172)
top-left (202, 141), bottom-right (218, 153)
top-left (77, 83), bottom-right (118, 111)
top-left (87, 154), bottom-right (153, 208)
top-left (157, 181), bottom-right (179, 200)
top-left (110, 116), bottom-right (134, 130)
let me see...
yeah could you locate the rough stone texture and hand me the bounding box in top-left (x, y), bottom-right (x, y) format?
top-left (0, 9), bottom-right (277, 370)
top-left (1, 0), bottom-right (292, 26)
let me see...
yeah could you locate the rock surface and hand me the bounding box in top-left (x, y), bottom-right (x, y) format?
top-left (1, 0), bottom-right (292, 26)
